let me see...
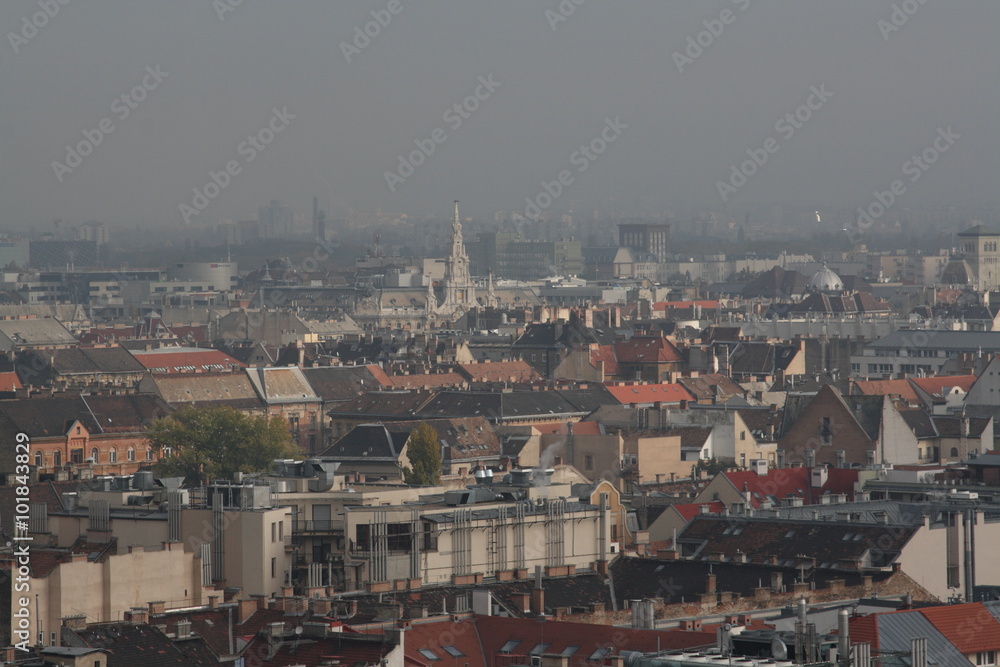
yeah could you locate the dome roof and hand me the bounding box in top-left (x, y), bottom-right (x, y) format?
top-left (808, 264), bottom-right (843, 293)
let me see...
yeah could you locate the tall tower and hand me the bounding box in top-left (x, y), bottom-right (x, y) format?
top-left (439, 201), bottom-right (476, 315)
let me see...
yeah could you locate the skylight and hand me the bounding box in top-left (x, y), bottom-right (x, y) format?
top-left (500, 640), bottom-right (521, 653)
top-left (442, 646), bottom-right (464, 657)
top-left (419, 650), bottom-right (441, 661)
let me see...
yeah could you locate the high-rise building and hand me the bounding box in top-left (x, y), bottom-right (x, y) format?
top-left (466, 231), bottom-right (583, 281)
top-left (618, 222), bottom-right (671, 262)
top-left (258, 200), bottom-right (293, 239)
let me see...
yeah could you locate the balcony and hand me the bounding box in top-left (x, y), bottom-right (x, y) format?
top-left (292, 519), bottom-right (344, 534)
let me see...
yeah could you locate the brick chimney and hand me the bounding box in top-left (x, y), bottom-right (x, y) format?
top-left (706, 573), bottom-right (717, 594)
top-left (238, 598), bottom-right (258, 624)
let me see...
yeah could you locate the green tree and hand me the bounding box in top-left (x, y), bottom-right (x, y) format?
top-left (148, 405), bottom-right (299, 485)
top-left (696, 457), bottom-right (729, 477)
top-left (403, 422), bottom-right (441, 486)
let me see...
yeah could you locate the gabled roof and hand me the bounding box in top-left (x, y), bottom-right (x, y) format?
top-left (0, 318), bottom-right (76, 346)
top-left (388, 372), bottom-right (465, 389)
top-left (456, 360), bottom-right (542, 383)
top-left (245, 366), bottom-right (321, 404)
top-left (716, 467), bottom-right (857, 509)
top-left (612, 335), bottom-right (684, 364)
top-left (781, 384), bottom-right (884, 442)
top-left (671, 501), bottom-right (726, 522)
top-left (589, 344), bottom-right (622, 376)
top-left (852, 379), bottom-right (919, 403)
top-left (328, 390), bottom-right (437, 419)
top-left (68, 623), bottom-right (212, 666)
top-left (604, 383), bottom-right (695, 406)
top-left (909, 374), bottom-right (976, 400)
top-left (0, 371), bottom-right (21, 391)
top-left (130, 347), bottom-right (245, 374)
top-left (383, 417), bottom-right (501, 462)
top-left (957, 223), bottom-right (1000, 237)
top-left (22, 346), bottom-right (146, 378)
top-left (918, 602), bottom-right (1000, 654)
top-left (147, 372), bottom-right (265, 409)
top-left (301, 364), bottom-right (391, 402)
top-left (677, 515), bottom-right (916, 566)
top-left (678, 374), bottom-right (745, 401)
top-left (320, 423), bottom-right (409, 461)
top-left (0, 394), bottom-right (170, 437)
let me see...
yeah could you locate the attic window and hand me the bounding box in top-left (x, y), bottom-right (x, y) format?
top-left (590, 648), bottom-right (610, 661)
top-left (500, 640), bottom-right (521, 654)
top-left (530, 644), bottom-right (551, 656)
top-left (785, 530), bottom-right (796, 539)
top-left (419, 650), bottom-right (441, 661)
top-left (442, 647), bottom-right (464, 657)
top-left (561, 646), bottom-right (580, 657)
top-left (842, 532), bottom-right (854, 541)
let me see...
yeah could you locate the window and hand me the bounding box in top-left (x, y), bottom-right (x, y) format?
top-left (127, 447), bottom-right (135, 462)
top-left (108, 449), bottom-right (117, 463)
top-left (590, 648), bottom-right (610, 661)
top-left (584, 455), bottom-right (594, 471)
top-left (976, 651), bottom-right (996, 666)
top-left (34, 451), bottom-right (42, 467)
top-left (90, 448), bottom-right (99, 463)
top-left (271, 557), bottom-right (276, 579)
top-left (146, 449), bottom-right (154, 461)
top-left (54, 451), bottom-right (61, 467)
top-left (419, 650), bottom-right (442, 661)
top-left (271, 522), bottom-right (277, 543)
top-left (561, 647), bottom-right (580, 657)
top-left (530, 644), bottom-right (551, 656)
top-left (442, 647), bottom-right (465, 658)
top-left (740, 431), bottom-right (746, 441)
top-left (950, 447), bottom-right (959, 458)
top-left (499, 640), bottom-right (521, 654)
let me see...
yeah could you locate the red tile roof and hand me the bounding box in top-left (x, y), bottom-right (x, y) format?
top-left (720, 467), bottom-right (858, 508)
top-left (910, 374), bottom-right (976, 399)
top-left (130, 349), bottom-right (245, 374)
top-left (672, 501), bottom-right (726, 522)
top-left (918, 602), bottom-right (1000, 654)
top-left (604, 383), bottom-right (695, 406)
top-left (613, 336), bottom-right (684, 364)
top-left (590, 345), bottom-right (621, 376)
top-left (475, 615), bottom-right (716, 666)
top-left (0, 371), bottom-right (22, 391)
top-left (852, 379), bottom-right (919, 403)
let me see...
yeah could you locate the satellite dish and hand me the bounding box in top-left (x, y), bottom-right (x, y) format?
top-left (771, 637), bottom-right (788, 660)
top-left (723, 623), bottom-right (733, 631)
top-left (294, 626), bottom-right (303, 635)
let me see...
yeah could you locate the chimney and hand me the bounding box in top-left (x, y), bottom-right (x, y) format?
top-left (238, 597), bottom-right (258, 624)
top-left (124, 608), bottom-right (148, 625)
top-left (531, 565), bottom-right (545, 615)
top-left (706, 573), bottom-right (717, 594)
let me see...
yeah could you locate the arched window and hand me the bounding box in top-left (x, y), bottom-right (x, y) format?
top-left (90, 448), bottom-right (99, 464)
top-left (34, 451), bottom-right (42, 468)
top-left (950, 447), bottom-right (959, 458)
top-left (109, 448), bottom-right (117, 463)
top-left (146, 449), bottom-right (154, 461)
top-left (53, 451), bottom-right (61, 467)
top-left (127, 447), bottom-right (135, 462)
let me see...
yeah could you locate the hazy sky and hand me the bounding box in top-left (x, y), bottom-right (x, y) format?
top-left (1, 1), bottom-right (997, 230)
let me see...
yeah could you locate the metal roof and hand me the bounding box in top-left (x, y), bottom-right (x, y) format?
top-left (876, 611), bottom-right (967, 666)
